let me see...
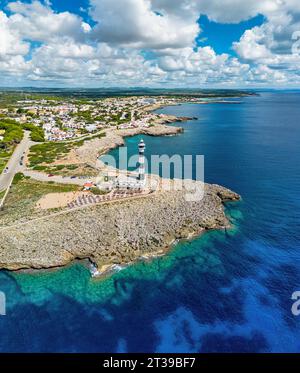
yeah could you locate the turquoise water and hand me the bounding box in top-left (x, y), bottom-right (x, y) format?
top-left (0, 92), bottom-right (300, 352)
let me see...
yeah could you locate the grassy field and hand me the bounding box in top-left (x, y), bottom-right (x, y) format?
top-left (31, 163), bottom-right (99, 177)
top-left (64, 130), bottom-right (106, 145)
top-left (0, 190), bottom-right (5, 200)
top-left (29, 131), bottom-right (105, 166)
top-left (0, 173), bottom-right (81, 226)
top-left (28, 131), bottom-right (105, 176)
top-left (28, 142), bottom-right (74, 167)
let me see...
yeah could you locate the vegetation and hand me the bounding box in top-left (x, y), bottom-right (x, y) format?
top-left (12, 172), bottom-right (30, 185)
top-left (73, 110), bottom-right (95, 123)
top-left (0, 92), bottom-right (71, 109)
top-left (78, 128), bottom-right (89, 135)
top-left (28, 142), bottom-right (73, 166)
top-left (66, 164), bottom-right (78, 170)
top-left (30, 163), bottom-right (97, 177)
top-left (0, 118), bottom-right (23, 147)
top-left (74, 131), bottom-right (105, 146)
top-left (0, 119), bottom-right (24, 173)
top-left (22, 123), bottom-right (45, 142)
top-left (90, 187), bottom-right (107, 195)
top-left (0, 89), bottom-right (256, 112)
top-left (0, 118), bottom-right (44, 173)
top-left (27, 131), bottom-right (105, 177)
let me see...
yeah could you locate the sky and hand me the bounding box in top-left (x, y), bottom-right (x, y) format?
top-left (0, 0), bottom-right (300, 88)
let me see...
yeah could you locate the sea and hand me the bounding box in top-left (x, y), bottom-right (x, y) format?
top-left (0, 91), bottom-right (299, 352)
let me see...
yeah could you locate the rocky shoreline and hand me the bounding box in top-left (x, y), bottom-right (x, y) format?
top-left (0, 181), bottom-right (240, 272)
top-left (56, 116), bottom-right (187, 167)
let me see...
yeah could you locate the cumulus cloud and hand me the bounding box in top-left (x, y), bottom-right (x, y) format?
top-left (232, 0), bottom-right (300, 82)
top-left (89, 0), bottom-right (200, 49)
top-left (156, 47), bottom-right (250, 85)
top-left (8, 1), bottom-right (90, 43)
top-left (195, 0), bottom-right (275, 23)
top-left (233, 27), bottom-right (273, 61)
top-left (25, 40), bottom-right (166, 86)
top-left (0, 11), bottom-right (29, 58)
top-left (0, 0), bottom-right (300, 86)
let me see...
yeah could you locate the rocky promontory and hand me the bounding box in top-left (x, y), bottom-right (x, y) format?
top-left (0, 181), bottom-right (240, 272)
top-left (58, 121), bottom-right (183, 167)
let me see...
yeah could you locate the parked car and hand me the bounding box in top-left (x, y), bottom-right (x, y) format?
top-left (48, 174), bottom-right (55, 177)
top-left (70, 176), bottom-right (77, 179)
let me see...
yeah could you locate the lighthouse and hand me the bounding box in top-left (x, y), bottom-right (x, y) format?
top-left (138, 139), bottom-right (146, 181)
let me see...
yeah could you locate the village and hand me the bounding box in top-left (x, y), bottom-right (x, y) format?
top-left (0, 96), bottom-right (186, 142)
top-left (0, 93), bottom-right (196, 215)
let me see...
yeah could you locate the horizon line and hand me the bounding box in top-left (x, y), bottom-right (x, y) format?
top-left (0, 86), bottom-right (300, 91)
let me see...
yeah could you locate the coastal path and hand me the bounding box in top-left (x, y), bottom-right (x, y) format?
top-left (22, 170), bottom-right (94, 186)
top-left (67, 189), bottom-right (145, 209)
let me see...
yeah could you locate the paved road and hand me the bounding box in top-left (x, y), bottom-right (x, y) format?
top-left (22, 170), bottom-right (94, 186)
top-left (0, 131), bottom-right (31, 192)
top-left (0, 129), bottom-right (95, 193)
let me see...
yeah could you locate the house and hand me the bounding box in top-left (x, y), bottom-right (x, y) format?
top-left (83, 182), bottom-right (94, 191)
top-left (86, 124), bottom-right (97, 133)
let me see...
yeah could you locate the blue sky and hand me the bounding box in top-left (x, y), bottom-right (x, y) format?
top-left (0, 0), bottom-right (300, 87)
top-left (197, 15), bottom-right (265, 56)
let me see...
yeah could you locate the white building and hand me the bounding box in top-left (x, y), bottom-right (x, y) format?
top-left (114, 173), bottom-right (146, 190)
top-left (86, 124), bottom-right (97, 132)
top-left (97, 139), bottom-right (147, 191)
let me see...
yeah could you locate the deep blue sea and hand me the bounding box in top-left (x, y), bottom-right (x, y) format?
top-left (0, 92), bottom-right (300, 352)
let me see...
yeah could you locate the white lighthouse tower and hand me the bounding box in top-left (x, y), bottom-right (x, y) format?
top-left (101, 139), bottom-right (147, 191)
top-left (138, 139), bottom-right (146, 182)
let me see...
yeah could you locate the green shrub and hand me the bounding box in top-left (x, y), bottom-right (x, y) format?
top-left (66, 164), bottom-right (78, 170)
top-left (55, 165), bottom-right (65, 171)
top-left (90, 187), bottom-right (107, 195)
top-left (0, 120), bottom-right (23, 147)
top-left (22, 123), bottom-right (45, 142)
top-left (32, 165), bottom-right (47, 171)
top-left (12, 173), bottom-right (26, 185)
